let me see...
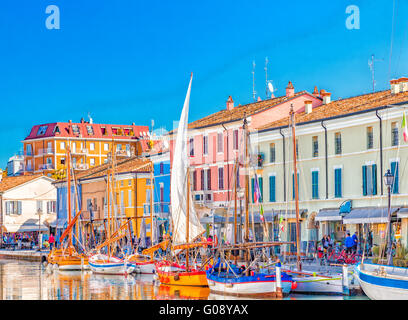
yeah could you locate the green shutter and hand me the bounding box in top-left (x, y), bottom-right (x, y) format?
top-left (362, 165), bottom-right (367, 196)
top-left (312, 171), bottom-right (319, 199)
top-left (372, 164), bottom-right (377, 195)
top-left (269, 176), bottom-right (276, 202)
top-left (335, 168), bottom-right (342, 198)
top-left (259, 177), bottom-right (263, 203)
top-left (251, 178), bottom-right (255, 203)
top-left (391, 162), bottom-right (399, 194)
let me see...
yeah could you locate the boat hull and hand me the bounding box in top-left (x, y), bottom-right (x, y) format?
top-left (291, 275), bottom-right (343, 295)
top-left (47, 248), bottom-right (89, 270)
top-left (128, 255), bottom-right (156, 274)
top-left (355, 263), bottom-right (408, 300)
top-left (156, 262), bottom-right (208, 286)
top-left (88, 254), bottom-right (135, 275)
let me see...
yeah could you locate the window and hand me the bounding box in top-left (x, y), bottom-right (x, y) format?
top-left (86, 125), bottom-right (94, 136)
top-left (37, 125), bottom-right (48, 135)
top-left (233, 130), bottom-right (239, 150)
top-left (86, 199), bottom-right (93, 211)
top-left (312, 171), bottom-right (319, 199)
top-left (391, 161), bottom-right (399, 194)
top-left (60, 158), bottom-right (65, 165)
top-left (128, 179), bottom-right (132, 186)
top-left (335, 132), bottom-right (342, 155)
top-left (146, 178), bottom-right (151, 186)
top-left (217, 133), bottom-right (223, 153)
top-left (5, 201), bottom-right (22, 215)
top-left (121, 180), bottom-right (124, 187)
top-left (60, 142), bottom-right (65, 150)
top-left (367, 127), bottom-right (373, 149)
top-left (334, 168), bottom-right (342, 198)
top-left (104, 143), bottom-right (109, 151)
top-left (206, 169), bottom-right (211, 190)
top-left (251, 177), bottom-right (263, 203)
top-left (71, 125), bottom-right (80, 135)
top-left (218, 167), bottom-right (224, 190)
top-left (193, 170), bottom-right (197, 191)
top-left (189, 138), bottom-right (194, 156)
top-left (90, 158), bottom-right (95, 166)
top-left (128, 190), bottom-right (132, 207)
top-left (93, 198), bottom-right (97, 210)
top-left (269, 143), bottom-right (276, 163)
top-left (101, 127), bottom-right (107, 135)
top-left (116, 144), bottom-right (122, 151)
top-left (269, 175), bottom-right (276, 202)
top-left (312, 136), bottom-right (318, 158)
top-left (46, 157), bottom-right (52, 165)
top-left (362, 164), bottom-right (377, 196)
top-left (203, 136), bottom-right (208, 155)
top-left (292, 172), bottom-right (300, 200)
top-left (90, 143), bottom-right (95, 151)
top-left (392, 122), bottom-right (399, 146)
top-left (296, 139), bottom-right (299, 158)
top-left (200, 169), bottom-right (204, 190)
top-left (103, 158), bottom-right (108, 164)
top-left (26, 144), bottom-right (33, 155)
top-left (36, 200), bottom-right (43, 213)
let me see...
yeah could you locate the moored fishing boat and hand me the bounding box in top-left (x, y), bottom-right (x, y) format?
top-left (88, 253), bottom-right (134, 275)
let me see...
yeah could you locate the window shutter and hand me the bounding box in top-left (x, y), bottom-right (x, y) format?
top-left (335, 169), bottom-right (342, 198)
top-left (259, 177), bottom-right (263, 203)
top-left (391, 162), bottom-right (399, 194)
top-left (269, 176), bottom-right (276, 202)
top-left (251, 178), bottom-right (255, 203)
top-left (372, 164), bottom-right (377, 195)
top-left (362, 165), bottom-right (367, 196)
top-left (18, 201), bottom-right (22, 215)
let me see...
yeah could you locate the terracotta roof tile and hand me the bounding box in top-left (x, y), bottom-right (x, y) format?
top-left (0, 174), bottom-right (50, 192)
top-left (258, 90), bottom-right (408, 131)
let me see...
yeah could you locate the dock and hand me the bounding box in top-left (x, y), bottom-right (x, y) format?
top-left (0, 249), bottom-right (49, 262)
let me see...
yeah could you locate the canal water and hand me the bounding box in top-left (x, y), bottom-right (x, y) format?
top-left (0, 259), bottom-right (368, 300)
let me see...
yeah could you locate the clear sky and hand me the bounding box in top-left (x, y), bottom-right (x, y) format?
top-left (0, 0), bottom-right (407, 167)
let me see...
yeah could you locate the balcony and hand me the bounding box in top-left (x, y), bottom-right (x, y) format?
top-left (72, 148), bottom-right (88, 155)
top-left (116, 149), bottom-right (133, 158)
top-left (39, 163), bottom-right (54, 170)
top-left (72, 163), bottom-right (89, 170)
top-left (38, 148), bottom-right (54, 156)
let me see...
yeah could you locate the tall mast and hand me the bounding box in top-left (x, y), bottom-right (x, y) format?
top-left (243, 115), bottom-right (250, 272)
top-left (234, 158), bottom-right (238, 266)
top-left (150, 165), bottom-right (154, 246)
top-left (186, 168), bottom-right (190, 271)
top-left (290, 104), bottom-right (301, 271)
top-left (67, 146), bottom-right (72, 255)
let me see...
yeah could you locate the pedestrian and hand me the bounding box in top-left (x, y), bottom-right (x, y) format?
top-left (345, 232), bottom-right (354, 254)
top-left (352, 231), bottom-right (358, 253)
top-left (49, 233), bottom-right (55, 251)
top-left (327, 235), bottom-right (334, 254)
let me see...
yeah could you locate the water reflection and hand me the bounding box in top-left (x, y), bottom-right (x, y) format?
top-left (0, 259), bottom-right (368, 300)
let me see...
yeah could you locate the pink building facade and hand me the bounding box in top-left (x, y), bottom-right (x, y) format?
top-left (169, 82), bottom-right (325, 210)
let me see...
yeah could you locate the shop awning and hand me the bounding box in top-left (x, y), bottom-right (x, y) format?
top-left (315, 209), bottom-right (343, 222)
top-left (200, 211), bottom-right (276, 224)
top-left (342, 207), bottom-right (399, 224)
top-left (274, 209), bottom-right (307, 219)
top-left (16, 219), bottom-right (48, 233)
top-left (397, 207), bottom-right (408, 219)
top-left (2, 224), bottom-right (19, 233)
top-left (49, 218), bottom-right (67, 229)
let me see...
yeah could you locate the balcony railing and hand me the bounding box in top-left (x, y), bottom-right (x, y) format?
top-left (72, 163), bottom-right (89, 170)
top-left (39, 163), bottom-right (54, 170)
top-left (38, 148), bottom-right (54, 156)
top-left (72, 148), bottom-right (88, 155)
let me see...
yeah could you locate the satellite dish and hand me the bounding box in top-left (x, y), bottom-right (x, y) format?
top-left (268, 82), bottom-right (274, 93)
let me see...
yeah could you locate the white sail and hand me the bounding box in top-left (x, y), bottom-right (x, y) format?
top-left (171, 74), bottom-right (205, 245)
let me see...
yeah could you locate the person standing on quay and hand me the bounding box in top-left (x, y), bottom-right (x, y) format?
top-left (49, 233), bottom-right (55, 250)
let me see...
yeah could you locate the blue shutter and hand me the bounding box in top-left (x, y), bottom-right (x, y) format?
top-left (259, 177), bottom-right (263, 203)
top-left (292, 174), bottom-right (295, 200)
top-left (312, 171), bottom-right (319, 199)
top-left (269, 176), bottom-right (276, 202)
top-left (335, 168), bottom-right (342, 198)
top-left (251, 178), bottom-right (255, 203)
top-left (372, 164), bottom-right (377, 195)
top-left (362, 165), bottom-right (367, 196)
top-left (391, 162), bottom-right (399, 194)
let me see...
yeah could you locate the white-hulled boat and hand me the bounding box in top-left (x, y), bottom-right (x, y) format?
top-left (88, 253), bottom-right (135, 275)
top-left (355, 262), bottom-right (408, 299)
top-left (128, 254), bottom-right (156, 274)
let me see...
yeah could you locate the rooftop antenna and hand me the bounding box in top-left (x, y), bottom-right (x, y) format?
top-left (368, 54), bottom-right (383, 93)
top-left (264, 57), bottom-right (269, 98)
top-left (252, 60), bottom-right (256, 102)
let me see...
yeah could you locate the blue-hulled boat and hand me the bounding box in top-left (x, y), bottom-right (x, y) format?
top-left (355, 262), bottom-right (408, 299)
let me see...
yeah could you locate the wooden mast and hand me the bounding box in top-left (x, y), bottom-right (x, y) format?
top-left (290, 104), bottom-right (302, 271)
top-left (150, 166), bottom-right (154, 247)
top-left (234, 158), bottom-right (238, 266)
top-left (243, 115), bottom-right (250, 274)
top-left (67, 146), bottom-right (72, 255)
top-left (186, 168), bottom-right (190, 271)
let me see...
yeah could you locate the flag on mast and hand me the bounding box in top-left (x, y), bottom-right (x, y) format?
top-left (403, 111), bottom-right (408, 142)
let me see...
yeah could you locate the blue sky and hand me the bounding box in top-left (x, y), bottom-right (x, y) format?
top-left (0, 0), bottom-right (407, 167)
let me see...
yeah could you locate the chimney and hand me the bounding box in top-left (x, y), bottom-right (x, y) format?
top-left (391, 79), bottom-right (400, 94)
top-left (286, 81), bottom-right (294, 98)
top-left (304, 100), bottom-right (313, 114)
top-left (257, 96), bottom-right (262, 102)
top-left (226, 96), bottom-right (234, 111)
top-left (69, 120), bottom-right (72, 123)
top-left (399, 77), bottom-right (408, 92)
top-left (313, 86), bottom-right (319, 96)
top-left (322, 92), bottom-right (331, 104)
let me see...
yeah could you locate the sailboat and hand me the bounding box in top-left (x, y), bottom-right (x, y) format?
top-left (47, 145), bottom-right (89, 270)
top-left (128, 170), bottom-right (159, 274)
top-left (205, 116), bottom-right (295, 298)
top-left (283, 104), bottom-right (351, 295)
top-left (155, 73), bottom-right (211, 287)
top-left (88, 151), bottom-right (135, 275)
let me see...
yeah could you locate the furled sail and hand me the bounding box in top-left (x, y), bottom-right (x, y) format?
top-left (171, 74), bottom-right (205, 245)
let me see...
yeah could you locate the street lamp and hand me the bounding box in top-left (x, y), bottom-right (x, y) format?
top-left (383, 169), bottom-right (394, 266)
